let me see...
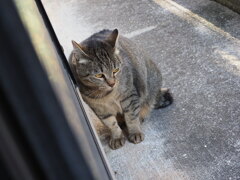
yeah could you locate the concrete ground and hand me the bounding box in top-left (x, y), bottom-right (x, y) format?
top-left (42, 0), bottom-right (240, 179)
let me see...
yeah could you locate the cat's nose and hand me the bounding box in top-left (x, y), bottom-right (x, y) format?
top-left (107, 79), bottom-right (115, 87)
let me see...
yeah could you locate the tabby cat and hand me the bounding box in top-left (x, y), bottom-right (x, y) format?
top-left (69, 29), bottom-right (173, 149)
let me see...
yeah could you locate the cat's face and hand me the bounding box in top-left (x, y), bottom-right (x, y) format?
top-left (71, 29), bottom-right (121, 93)
top-left (73, 49), bottom-right (121, 92)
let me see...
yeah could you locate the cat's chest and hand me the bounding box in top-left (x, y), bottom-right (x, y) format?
top-left (84, 92), bottom-right (122, 116)
top-left (109, 98), bottom-right (122, 114)
top-left (99, 96), bottom-right (122, 115)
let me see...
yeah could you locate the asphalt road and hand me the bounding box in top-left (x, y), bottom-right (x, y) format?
top-left (43, 0), bottom-right (240, 179)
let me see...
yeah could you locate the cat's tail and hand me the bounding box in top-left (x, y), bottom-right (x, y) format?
top-left (154, 88), bottom-right (173, 109)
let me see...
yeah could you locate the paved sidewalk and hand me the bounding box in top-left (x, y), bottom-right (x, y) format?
top-left (43, 0), bottom-right (240, 179)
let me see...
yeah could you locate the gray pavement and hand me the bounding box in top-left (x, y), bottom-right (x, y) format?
top-left (43, 0), bottom-right (240, 179)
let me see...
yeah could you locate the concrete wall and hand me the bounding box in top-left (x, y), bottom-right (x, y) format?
top-left (214, 0), bottom-right (240, 14)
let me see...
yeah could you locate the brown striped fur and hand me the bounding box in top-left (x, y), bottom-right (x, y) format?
top-left (69, 29), bottom-right (173, 149)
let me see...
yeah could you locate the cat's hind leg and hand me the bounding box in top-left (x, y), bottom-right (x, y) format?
top-left (154, 88), bottom-right (173, 109)
top-left (139, 102), bottom-right (152, 123)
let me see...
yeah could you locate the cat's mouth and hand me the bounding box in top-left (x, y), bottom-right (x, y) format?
top-left (100, 81), bottom-right (118, 91)
top-left (98, 85), bottom-right (116, 96)
top-left (100, 86), bottom-right (114, 92)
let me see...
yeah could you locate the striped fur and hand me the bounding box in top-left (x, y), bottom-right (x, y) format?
top-left (69, 29), bottom-right (173, 149)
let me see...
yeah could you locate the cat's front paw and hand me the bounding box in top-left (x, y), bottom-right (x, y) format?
top-left (109, 134), bottom-right (126, 150)
top-left (129, 132), bottom-right (145, 144)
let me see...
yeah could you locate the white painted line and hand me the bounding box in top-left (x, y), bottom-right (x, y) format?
top-left (216, 50), bottom-right (240, 71)
top-left (124, 26), bottom-right (157, 38)
top-left (153, 0), bottom-right (240, 44)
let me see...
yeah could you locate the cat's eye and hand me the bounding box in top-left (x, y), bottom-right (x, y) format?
top-left (113, 68), bottom-right (119, 73)
top-left (95, 73), bottom-right (104, 78)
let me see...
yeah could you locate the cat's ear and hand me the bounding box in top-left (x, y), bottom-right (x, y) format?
top-left (71, 52), bottom-right (79, 65)
top-left (71, 40), bottom-right (89, 57)
top-left (72, 52), bottom-right (89, 65)
top-left (106, 29), bottom-right (119, 48)
top-left (72, 40), bottom-right (83, 49)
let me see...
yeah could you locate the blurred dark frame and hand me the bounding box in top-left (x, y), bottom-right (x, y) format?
top-left (0, 0), bottom-right (114, 179)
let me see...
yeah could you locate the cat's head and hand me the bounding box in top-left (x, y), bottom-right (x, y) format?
top-left (71, 29), bottom-right (121, 94)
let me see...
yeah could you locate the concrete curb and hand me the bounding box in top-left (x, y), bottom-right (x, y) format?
top-left (214, 0), bottom-right (240, 14)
